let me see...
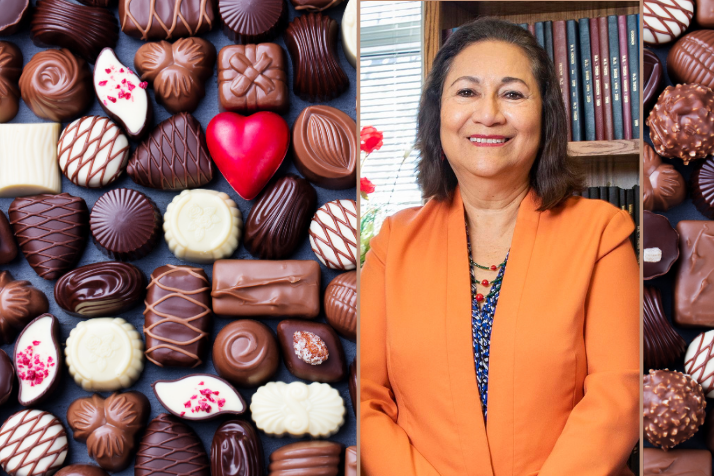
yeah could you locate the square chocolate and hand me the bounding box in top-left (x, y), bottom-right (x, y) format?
top-left (277, 319), bottom-right (347, 382)
top-left (217, 43), bottom-right (289, 114)
top-left (644, 448), bottom-right (711, 475)
top-left (675, 221), bottom-right (714, 327)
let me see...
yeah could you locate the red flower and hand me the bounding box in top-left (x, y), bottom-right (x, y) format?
top-left (360, 126), bottom-right (384, 154)
top-left (361, 177), bottom-right (376, 194)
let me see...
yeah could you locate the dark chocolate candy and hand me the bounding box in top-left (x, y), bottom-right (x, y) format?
top-left (706, 408), bottom-right (714, 454)
top-left (135, 413), bottom-right (210, 476)
top-left (18, 49), bottom-right (93, 123)
top-left (56, 465), bottom-right (110, 476)
top-left (31, 0), bottom-right (119, 64)
top-left (0, 349), bottom-right (14, 406)
top-left (643, 448), bottom-right (711, 475)
top-left (127, 112), bottom-right (214, 190)
top-left (675, 220), bottom-right (714, 326)
top-left (9, 193), bottom-right (89, 280)
top-left (77, 0), bottom-right (115, 6)
top-left (324, 271), bottom-right (356, 340)
top-left (284, 13), bottom-right (349, 102)
top-left (691, 156), bottom-right (714, 219)
top-left (54, 261), bottom-right (145, 317)
top-left (348, 357), bottom-right (356, 416)
top-left (67, 392), bottom-right (150, 472)
top-left (290, 0), bottom-right (343, 12)
top-left (213, 319), bottom-right (279, 387)
top-left (120, 0), bottom-right (216, 40)
top-left (0, 271), bottom-right (49, 345)
top-left (268, 441), bottom-right (342, 476)
top-left (644, 286), bottom-right (686, 370)
top-left (14, 314), bottom-right (62, 407)
top-left (699, 0), bottom-right (714, 28)
top-left (643, 211), bottom-right (679, 280)
top-left (668, 30), bottom-right (714, 89)
top-left (0, 209), bottom-right (17, 264)
top-left (0, 0), bottom-right (28, 36)
top-left (643, 49), bottom-right (663, 112)
top-left (244, 174), bottom-right (317, 259)
top-left (144, 265), bottom-right (211, 368)
top-left (277, 319), bottom-right (347, 383)
top-left (211, 259), bottom-right (320, 318)
top-left (0, 42), bottom-right (22, 123)
top-left (153, 374), bottom-right (246, 420)
top-left (644, 143), bottom-right (685, 212)
top-left (345, 446), bottom-right (357, 476)
top-left (90, 188), bottom-right (161, 261)
top-left (219, 0), bottom-right (286, 43)
top-left (135, 38), bottom-right (216, 114)
top-left (211, 420), bottom-right (263, 476)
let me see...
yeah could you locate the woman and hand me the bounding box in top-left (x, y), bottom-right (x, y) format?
top-left (360, 18), bottom-right (639, 476)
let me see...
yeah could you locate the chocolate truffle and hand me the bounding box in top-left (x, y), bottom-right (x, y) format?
top-left (0, 0), bottom-right (28, 36)
top-left (217, 43), bottom-right (289, 114)
top-left (644, 49), bottom-right (664, 112)
top-left (643, 211), bottom-right (679, 280)
top-left (244, 174), bottom-right (317, 259)
top-left (219, 0), bottom-right (286, 43)
top-left (647, 83), bottom-right (714, 165)
top-left (644, 369), bottom-right (706, 449)
top-left (349, 357), bottom-right (356, 416)
top-left (267, 441), bottom-right (342, 476)
top-left (153, 374), bottom-right (246, 420)
top-left (19, 49), bottom-right (93, 123)
top-left (686, 330), bottom-right (714, 397)
top-left (0, 210), bottom-right (17, 264)
top-left (15, 314), bottom-right (62, 407)
top-left (325, 271), bottom-right (357, 340)
top-left (643, 448), bottom-right (712, 475)
top-left (699, 0), bottom-right (714, 27)
top-left (644, 286), bottom-right (686, 370)
top-left (90, 188), bottom-right (161, 261)
top-left (0, 42), bottom-right (22, 123)
top-left (0, 409), bottom-right (68, 476)
top-left (211, 420), bottom-right (263, 476)
top-left (56, 466), bottom-right (110, 476)
top-left (135, 38), bottom-right (216, 114)
top-left (120, 0), bottom-right (216, 41)
top-left (668, 30), bottom-right (714, 89)
top-left (213, 319), bottom-right (279, 387)
top-left (643, 0), bottom-right (693, 45)
top-left (9, 193), bottom-right (89, 280)
top-left (284, 13), bottom-right (349, 102)
top-left (310, 199), bottom-right (358, 270)
top-left (644, 143), bottom-right (685, 212)
top-left (691, 157), bottom-right (714, 219)
top-left (0, 271), bottom-right (49, 345)
top-left (675, 221), bottom-right (714, 327)
top-left (31, 0), bottom-right (119, 63)
top-left (345, 446), bottom-right (357, 476)
top-left (0, 349), bottom-right (14, 406)
top-left (277, 319), bottom-right (347, 383)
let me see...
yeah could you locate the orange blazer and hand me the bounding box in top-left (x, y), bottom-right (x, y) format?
top-left (360, 188), bottom-right (639, 476)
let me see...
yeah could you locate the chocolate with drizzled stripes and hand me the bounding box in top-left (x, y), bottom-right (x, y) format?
top-left (643, 0), bottom-right (693, 45)
top-left (0, 409), bottom-right (68, 476)
top-left (309, 199), bottom-right (357, 270)
top-left (685, 330), bottom-right (714, 397)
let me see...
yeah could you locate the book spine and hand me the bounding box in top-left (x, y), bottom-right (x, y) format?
top-left (535, 22), bottom-right (545, 48)
top-left (588, 186), bottom-right (600, 199)
top-left (598, 16), bottom-right (615, 140)
top-left (528, 23), bottom-right (536, 36)
top-left (590, 18), bottom-right (605, 141)
top-left (567, 20), bottom-right (582, 142)
top-left (581, 188), bottom-right (589, 198)
top-left (545, 21), bottom-right (554, 62)
top-left (627, 14), bottom-right (640, 139)
top-left (625, 189), bottom-right (635, 249)
top-left (599, 186), bottom-right (608, 201)
top-left (608, 186), bottom-right (620, 207)
top-left (553, 21), bottom-right (572, 141)
top-left (578, 19), bottom-right (596, 141)
top-left (608, 16), bottom-right (624, 140)
top-left (618, 16), bottom-right (632, 139)
top-left (519, 23), bottom-right (529, 30)
top-left (619, 188), bottom-right (626, 210)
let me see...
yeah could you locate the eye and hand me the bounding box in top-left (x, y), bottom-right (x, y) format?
top-left (504, 91), bottom-right (524, 100)
top-left (457, 88), bottom-right (476, 97)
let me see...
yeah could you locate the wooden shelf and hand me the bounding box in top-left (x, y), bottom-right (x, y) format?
top-left (568, 139), bottom-right (639, 157)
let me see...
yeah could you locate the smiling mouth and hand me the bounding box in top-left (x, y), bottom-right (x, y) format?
top-left (469, 136), bottom-right (511, 146)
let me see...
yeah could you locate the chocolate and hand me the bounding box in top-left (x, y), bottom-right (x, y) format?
top-left (699, 0), bottom-right (714, 27)
top-left (217, 43), bottom-right (289, 114)
top-left (66, 317), bottom-right (145, 391)
top-left (284, 13), bottom-right (349, 102)
top-left (644, 143), bottom-right (685, 212)
top-left (643, 448), bottom-right (712, 475)
top-left (0, 0), bottom-right (28, 36)
top-left (643, 211), bottom-right (679, 280)
top-left (267, 441), bottom-right (342, 476)
top-left (644, 49), bottom-right (664, 112)
top-left (345, 446), bottom-right (357, 476)
top-left (9, 193), bottom-right (89, 280)
top-left (644, 286), bottom-right (686, 369)
top-left (292, 106), bottom-right (357, 189)
top-left (144, 264), bottom-right (211, 368)
top-left (31, 0), bottom-right (119, 63)
top-left (277, 320), bottom-right (347, 382)
top-left (135, 38), bottom-right (216, 114)
top-left (348, 357), bottom-right (356, 415)
top-left (219, 0), bottom-right (286, 43)
top-left (58, 116), bottom-right (130, 188)
top-left (668, 30), bottom-right (714, 89)
top-left (120, 0), bottom-right (216, 41)
top-left (54, 261), bottom-right (145, 317)
top-left (213, 319), bottom-right (279, 387)
top-left (56, 465), bottom-right (110, 476)
top-left (686, 330), bottom-right (714, 397)
top-left (90, 188), bottom-right (161, 261)
top-left (135, 413), bottom-right (210, 476)
top-left (643, 0), bottom-right (693, 45)
top-left (128, 112), bottom-right (214, 190)
top-left (0, 349), bottom-right (14, 406)
top-left (19, 48), bottom-right (93, 122)
top-left (0, 42), bottom-right (22, 123)
top-left (0, 409), bottom-right (68, 476)
top-left (244, 174), bottom-right (317, 259)
top-left (0, 271), bottom-right (49, 345)
top-left (675, 220), bottom-right (714, 326)
top-left (15, 314), bottom-right (61, 407)
top-left (291, 0), bottom-right (343, 12)
top-left (342, 0), bottom-right (356, 68)
top-left (0, 210), bottom-right (17, 264)
top-left (211, 420), bottom-right (263, 476)
top-left (691, 157), bottom-right (714, 219)
top-left (707, 409), bottom-right (714, 454)
top-left (0, 123), bottom-right (62, 197)
top-left (77, 0), bottom-right (115, 6)
top-left (153, 374), bottom-right (246, 420)
top-left (251, 381), bottom-right (345, 437)
top-left (647, 83), bottom-right (714, 165)
top-left (211, 259), bottom-right (320, 318)
top-left (325, 271), bottom-right (357, 340)
top-left (644, 369), bottom-right (706, 449)
top-left (310, 199), bottom-right (358, 270)
top-left (66, 392), bottom-right (150, 472)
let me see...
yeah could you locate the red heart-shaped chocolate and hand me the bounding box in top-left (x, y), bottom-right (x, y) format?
top-left (207, 112), bottom-right (290, 200)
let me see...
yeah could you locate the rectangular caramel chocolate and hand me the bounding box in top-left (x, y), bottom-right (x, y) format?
top-left (675, 221), bottom-right (714, 327)
top-left (212, 260), bottom-right (320, 318)
top-left (644, 448), bottom-right (711, 475)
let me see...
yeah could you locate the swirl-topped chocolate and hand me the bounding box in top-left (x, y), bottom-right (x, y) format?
top-left (213, 320), bottom-right (279, 387)
top-left (0, 42), bottom-right (22, 123)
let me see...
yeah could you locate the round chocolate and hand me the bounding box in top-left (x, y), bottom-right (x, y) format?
top-left (310, 199), bottom-right (358, 270)
top-left (644, 286), bottom-right (686, 369)
top-left (647, 83), bottom-right (714, 165)
top-left (324, 271), bottom-right (356, 341)
top-left (19, 48), bottom-right (93, 123)
top-left (0, 271), bottom-right (49, 345)
top-left (213, 320), bottom-right (279, 387)
top-left (56, 465), bottom-right (110, 476)
top-left (644, 369), bottom-right (706, 449)
top-left (643, 0), bottom-right (693, 45)
top-left (0, 349), bottom-right (14, 406)
top-left (290, 0), bottom-right (343, 12)
top-left (211, 420), bottom-right (263, 476)
top-left (643, 48), bottom-right (663, 112)
top-left (668, 30), bottom-right (714, 89)
top-left (0, 42), bottom-right (22, 124)
top-left (0, 409), bottom-right (69, 475)
top-left (219, 0), bottom-right (287, 43)
top-left (685, 330), bottom-right (714, 397)
top-left (643, 211), bottom-right (679, 280)
top-left (644, 143), bottom-right (685, 212)
top-left (691, 157), bottom-right (714, 219)
top-left (90, 188), bottom-right (161, 261)
top-left (0, 0), bottom-right (29, 36)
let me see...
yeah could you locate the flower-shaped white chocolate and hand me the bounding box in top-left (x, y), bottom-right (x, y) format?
top-left (250, 381), bottom-right (345, 438)
top-left (65, 317), bottom-right (144, 392)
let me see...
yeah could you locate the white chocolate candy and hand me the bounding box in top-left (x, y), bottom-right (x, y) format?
top-left (643, 0), bottom-right (693, 45)
top-left (309, 199), bottom-right (357, 270)
top-left (685, 330), bottom-right (714, 397)
top-left (65, 317), bottom-right (144, 392)
top-left (153, 374), bottom-right (246, 421)
top-left (0, 123), bottom-right (61, 198)
top-left (15, 315), bottom-right (60, 407)
top-left (250, 381), bottom-right (345, 438)
top-left (644, 247), bottom-right (663, 263)
top-left (164, 189), bottom-right (242, 263)
top-left (341, 0), bottom-right (356, 68)
top-left (0, 409), bottom-right (68, 476)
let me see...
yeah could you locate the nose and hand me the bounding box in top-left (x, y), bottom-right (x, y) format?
top-left (471, 93), bottom-right (506, 127)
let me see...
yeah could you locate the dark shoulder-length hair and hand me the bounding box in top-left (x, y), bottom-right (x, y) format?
top-left (415, 18), bottom-right (583, 210)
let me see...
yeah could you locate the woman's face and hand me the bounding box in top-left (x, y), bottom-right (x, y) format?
top-left (440, 40), bottom-right (542, 184)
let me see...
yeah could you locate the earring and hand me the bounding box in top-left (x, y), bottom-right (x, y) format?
top-left (440, 150), bottom-right (446, 161)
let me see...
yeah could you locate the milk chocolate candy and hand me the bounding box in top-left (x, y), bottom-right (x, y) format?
top-left (643, 0), bottom-right (693, 45)
top-left (310, 199), bottom-right (358, 270)
top-left (277, 319), bottom-right (347, 382)
top-left (644, 143), bottom-right (685, 212)
top-left (9, 193), bottom-right (89, 280)
top-left (643, 211), bottom-right (679, 280)
top-left (0, 271), bottom-right (49, 345)
top-left (135, 413), bottom-right (209, 476)
top-left (643, 448), bottom-right (712, 475)
top-left (56, 466), bottom-right (110, 476)
top-left (55, 262), bottom-right (145, 317)
top-left (0, 349), bottom-right (14, 406)
top-left (153, 374), bottom-right (246, 420)
top-left (219, 0), bottom-right (286, 43)
top-left (244, 174), bottom-right (317, 259)
top-left (669, 30), bottom-right (714, 89)
top-left (0, 0), bottom-right (28, 36)
top-left (0, 210), bottom-right (17, 264)
top-left (345, 446), bottom-right (357, 476)
top-left (15, 314), bottom-right (62, 407)
top-left (291, 0), bottom-right (343, 11)
top-left (144, 265), bottom-right (211, 368)
top-left (211, 420), bottom-right (263, 476)
top-left (212, 259), bottom-right (320, 318)
top-left (213, 319), bottom-right (280, 387)
top-left (0, 42), bottom-right (22, 123)
top-left (644, 286), bottom-right (686, 369)
top-left (348, 357), bottom-right (356, 415)
top-left (644, 49), bottom-right (663, 112)
top-left (699, 0), bottom-right (714, 27)
top-left (120, 0), bottom-right (216, 41)
top-left (0, 409), bottom-right (68, 476)
top-left (675, 220), bottom-right (714, 327)
top-left (325, 271), bottom-right (356, 340)
top-left (267, 441), bottom-right (342, 476)
top-left (0, 123), bottom-right (62, 198)
top-left (217, 43), bottom-right (289, 114)
top-left (706, 409), bottom-right (714, 454)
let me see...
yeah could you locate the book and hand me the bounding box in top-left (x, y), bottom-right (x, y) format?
top-left (599, 186), bottom-right (609, 202)
top-left (619, 188), bottom-right (626, 210)
top-left (627, 14), bottom-right (640, 139)
top-left (581, 189), bottom-right (589, 198)
top-left (598, 16), bottom-right (615, 140)
top-left (588, 187), bottom-right (600, 199)
top-left (608, 16), bottom-right (624, 140)
top-left (535, 22), bottom-right (545, 47)
top-left (625, 188), bottom-right (635, 249)
top-left (519, 23), bottom-right (529, 30)
top-left (578, 18), bottom-right (596, 141)
top-left (590, 18), bottom-right (605, 141)
top-left (618, 16), bottom-right (632, 140)
top-left (545, 21), bottom-right (554, 62)
top-left (567, 20), bottom-right (582, 141)
top-left (553, 21), bottom-right (572, 141)
top-left (608, 186), bottom-right (620, 207)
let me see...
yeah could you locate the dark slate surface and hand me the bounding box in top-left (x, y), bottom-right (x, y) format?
top-left (0, 1), bottom-right (357, 474)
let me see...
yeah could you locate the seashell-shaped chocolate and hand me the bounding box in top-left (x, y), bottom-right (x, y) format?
top-left (0, 271), bottom-right (49, 345)
top-left (0, 349), bottom-right (14, 406)
top-left (644, 286), bottom-right (685, 369)
top-left (643, 49), bottom-right (663, 112)
top-left (0, 210), bottom-right (17, 264)
top-left (153, 374), bottom-right (246, 420)
top-left (54, 262), bottom-right (145, 317)
top-left (0, 42), bottom-right (22, 123)
top-left (9, 193), bottom-right (89, 280)
top-left (284, 13), bottom-right (349, 102)
top-left (643, 0), bottom-right (693, 45)
top-left (324, 271), bottom-right (356, 340)
top-left (0, 0), bottom-right (29, 36)
top-left (219, 0), bottom-right (286, 43)
top-left (668, 30), bottom-right (714, 89)
top-left (0, 409), bottom-right (68, 476)
top-left (120, 0), bottom-right (216, 41)
top-left (244, 174), bottom-right (317, 259)
top-left (309, 199), bottom-right (357, 270)
top-left (15, 314), bottom-right (62, 407)
top-left (345, 445), bottom-right (357, 476)
top-left (643, 143), bottom-right (685, 212)
top-left (267, 441), bottom-right (342, 476)
top-left (292, 105), bottom-right (357, 190)
top-left (211, 420), bottom-right (263, 476)
top-left (691, 156), bottom-right (714, 219)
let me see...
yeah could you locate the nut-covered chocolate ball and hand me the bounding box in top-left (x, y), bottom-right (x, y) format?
top-left (644, 143), bottom-right (686, 212)
top-left (644, 369), bottom-right (706, 449)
